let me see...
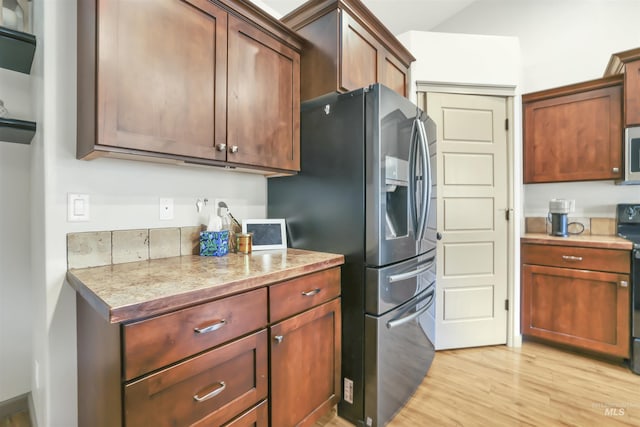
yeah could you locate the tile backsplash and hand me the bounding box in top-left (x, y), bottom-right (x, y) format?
top-left (67, 225), bottom-right (205, 269)
top-left (525, 217), bottom-right (615, 236)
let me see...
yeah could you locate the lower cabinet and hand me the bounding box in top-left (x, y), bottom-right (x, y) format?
top-left (76, 267), bottom-right (341, 427)
top-left (521, 243), bottom-right (630, 358)
top-left (125, 330), bottom-right (268, 427)
top-left (222, 400), bottom-right (269, 427)
top-left (270, 298), bottom-right (341, 427)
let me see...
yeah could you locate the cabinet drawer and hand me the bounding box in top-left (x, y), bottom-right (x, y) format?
top-left (220, 399), bottom-right (268, 427)
top-left (123, 288), bottom-right (267, 380)
top-left (522, 243), bottom-right (630, 274)
top-left (125, 329), bottom-right (268, 427)
top-left (269, 268), bottom-right (341, 323)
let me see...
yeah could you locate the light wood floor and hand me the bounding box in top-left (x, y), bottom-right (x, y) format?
top-left (0, 411), bottom-right (30, 427)
top-left (318, 340), bottom-right (640, 427)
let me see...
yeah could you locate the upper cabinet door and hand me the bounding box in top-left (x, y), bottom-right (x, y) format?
top-left (227, 15), bottom-right (300, 172)
top-left (625, 60), bottom-right (640, 126)
top-left (523, 77), bottom-right (623, 183)
top-left (339, 12), bottom-right (409, 97)
top-left (281, 0), bottom-right (414, 102)
top-left (379, 51), bottom-right (409, 97)
top-left (98, 0), bottom-right (228, 160)
top-left (340, 12), bottom-right (379, 92)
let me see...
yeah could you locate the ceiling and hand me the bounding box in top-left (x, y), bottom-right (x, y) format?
top-left (259, 0), bottom-right (479, 35)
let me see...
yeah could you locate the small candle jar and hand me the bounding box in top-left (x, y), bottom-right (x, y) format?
top-left (236, 233), bottom-right (253, 254)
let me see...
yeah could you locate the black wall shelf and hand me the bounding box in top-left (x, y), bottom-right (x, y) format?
top-left (0, 117), bottom-right (36, 145)
top-left (0, 25), bottom-right (37, 144)
top-left (0, 26), bottom-right (36, 74)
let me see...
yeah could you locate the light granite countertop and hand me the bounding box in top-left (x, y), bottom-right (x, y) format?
top-left (521, 233), bottom-right (632, 250)
top-left (66, 248), bottom-right (344, 324)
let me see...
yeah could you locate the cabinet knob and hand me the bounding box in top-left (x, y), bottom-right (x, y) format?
top-left (215, 143), bottom-right (226, 152)
top-left (613, 167), bottom-right (620, 173)
top-left (274, 335), bottom-right (284, 344)
top-left (229, 145), bottom-right (239, 154)
top-left (620, 281), bottom-right (629, 288)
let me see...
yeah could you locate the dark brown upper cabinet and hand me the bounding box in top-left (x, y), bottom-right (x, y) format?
top-left (604, 47), bottom-right (640, 127)
top-left (77, 0), bottom-right (302, 174)
top-left (281, 0), bottom-right (415, 101)
top-left (522, 76), bottom-right (623, 183)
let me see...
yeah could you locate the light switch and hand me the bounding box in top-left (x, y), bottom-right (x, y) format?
top-left (68, 193), bottom-right (90, 222)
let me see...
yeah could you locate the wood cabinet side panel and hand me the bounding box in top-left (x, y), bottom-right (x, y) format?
top-left (77, 296), bottom-right (123, 427)
top-left (76, 0), bottom-right (97, 159)
top-left (294, 10), bottom-right (340, 101)
top-left (625, 60), bottom-right (640, 126)
top-left (523, 84), bottom-right (623, 183)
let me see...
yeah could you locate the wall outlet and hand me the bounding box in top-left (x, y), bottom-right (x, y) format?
top-left (159, 198), bottom-right (174, 220)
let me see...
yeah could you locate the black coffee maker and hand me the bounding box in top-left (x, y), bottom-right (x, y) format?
top-left (548, 199), bottom-right (573, 237)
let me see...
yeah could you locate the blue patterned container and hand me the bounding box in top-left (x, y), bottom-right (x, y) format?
top-left (199, 231), bottom-right (229, 257)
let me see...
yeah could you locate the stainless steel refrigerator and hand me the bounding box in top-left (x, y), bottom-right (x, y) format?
top-left (268, 84), bottom-right (437, 427)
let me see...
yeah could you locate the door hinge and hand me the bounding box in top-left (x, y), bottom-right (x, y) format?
top-left (505, 299), bottom-right (509, 311)
top-left (505, 208), bottom-right (511, 221)
top-left (505, 118), bottom-right (509, 131)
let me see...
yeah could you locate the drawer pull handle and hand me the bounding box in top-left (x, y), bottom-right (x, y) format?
top-left (621, 281), bottom-right (629, 288)
top-left (274, 335), bottom-right (284, 343)
top-left (193, 381), bottom-right (226, 402)
top-left (301, 288), bottom-right (321, 297)
top-left (561, 255), bottom-right (583, 262)
top-left (194, 319), bottom-right (226, 334)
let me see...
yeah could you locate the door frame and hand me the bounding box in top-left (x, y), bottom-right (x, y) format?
top-left (415, 81), bottom-right (521, 348)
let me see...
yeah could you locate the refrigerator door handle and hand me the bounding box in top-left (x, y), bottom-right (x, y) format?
top-left (408, 118), bottom-right (419, 235)
top-left (388, 259), bottom-right (435, 283)
top-left (417, 118), bottom-right (432, 242)
top-left (386, 289), bottom-right (435, 329)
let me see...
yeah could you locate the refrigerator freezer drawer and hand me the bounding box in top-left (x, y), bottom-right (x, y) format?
top-left (365, 252), bottom-right (435, 316)
top-left (363, 288), bottom-right (435, 427)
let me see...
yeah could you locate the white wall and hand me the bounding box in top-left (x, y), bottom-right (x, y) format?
top-left (397, 31), bottom-right (521, 101)
top-left (0, 136), bottom-right (32, 403)
top-left (0, 66), bottom-right (33, 401)
top-left (432, 0), bottom-right (640, 217)
top-left (29, 1), bottom-right (267, 426)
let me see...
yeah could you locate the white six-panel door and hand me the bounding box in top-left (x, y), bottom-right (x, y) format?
top-left (425, 92), bottom-right (509, 349)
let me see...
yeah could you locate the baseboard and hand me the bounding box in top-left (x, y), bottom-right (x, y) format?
top-left (27, 392), bottom-right (37, 427)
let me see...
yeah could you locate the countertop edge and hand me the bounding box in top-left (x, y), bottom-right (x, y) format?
top-left (66, 271), bottom-right (112, 321)
top-left (521, 233), bottom-right (632, 250)
top-left (69, 253), bottom-right (345, 324)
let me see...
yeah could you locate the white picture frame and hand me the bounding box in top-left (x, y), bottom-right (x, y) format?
top-left (242, 218), bottom-right (287, 250)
